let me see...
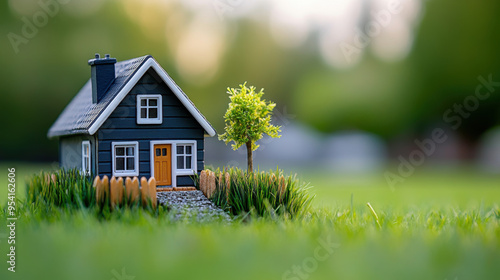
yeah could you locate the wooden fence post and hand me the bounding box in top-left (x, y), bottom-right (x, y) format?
top-left (110, 176), bottom-right (124, 208)
top-left (110, 176), bottom-right (118, 207)
top-left (94, 176), bottom-right (102, 204)
top-left (117, 177), bottom-right (124, 205)
top-left (102, 175), bottom-right (109, 206)
top-left (207, 170), bottom-right (216, 199)
top-left (125, 177), bottom-right (131, 202)
top-left (140, 177), bottom-right (149, 206)
top-left (148, 177), bottom-right (157, 209)
top-left (126, 177), bottom-right (140, 204)
top-left (200, 170), bottom-right (207, 197)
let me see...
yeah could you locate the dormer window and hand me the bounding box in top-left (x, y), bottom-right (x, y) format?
top-left (137, 94), bottom-right (162, 124)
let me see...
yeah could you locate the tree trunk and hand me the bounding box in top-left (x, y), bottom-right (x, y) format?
top-left (246, 141), bottom-right (253, 173)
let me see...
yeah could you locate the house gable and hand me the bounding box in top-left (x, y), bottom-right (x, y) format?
top-left (98, 69), bottom-right (205, 135)
top-left (87, 57), bottom-right (216, 137)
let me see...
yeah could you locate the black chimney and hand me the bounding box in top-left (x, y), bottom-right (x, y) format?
top-left (88, 53), bottom-right (116, 103)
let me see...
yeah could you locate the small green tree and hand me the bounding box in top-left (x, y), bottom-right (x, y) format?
top-left (219, 82), bottom-right (281, 172)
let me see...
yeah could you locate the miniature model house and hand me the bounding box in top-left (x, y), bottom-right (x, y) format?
top-left (48, 54), bottom-right (216, 187)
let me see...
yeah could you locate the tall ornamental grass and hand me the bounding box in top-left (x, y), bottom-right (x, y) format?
top-left (27, 168), bottom-right (95, 210)
top-left (209, 167), bottom-right (314, 218)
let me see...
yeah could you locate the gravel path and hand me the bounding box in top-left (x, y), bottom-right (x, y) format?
top-left (157, 190), bottom-right (231, 222)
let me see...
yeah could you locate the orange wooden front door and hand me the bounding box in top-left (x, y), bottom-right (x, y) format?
top-left (154, 144), bottom-right (172, 186)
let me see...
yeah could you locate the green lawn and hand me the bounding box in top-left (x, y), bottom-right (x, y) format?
top-left (1, 163), bottom-right (499, 280)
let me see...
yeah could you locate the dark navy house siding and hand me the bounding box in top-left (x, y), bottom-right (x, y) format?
top-left (96, 69), bottom-right (205, 186)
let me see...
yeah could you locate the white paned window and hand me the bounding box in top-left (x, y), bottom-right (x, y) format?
top-left (176, 144), bottom-right (194, 171)
top-left (112, 142), bottom-right (139, 177)
top-left (137, 94), bottom-right (162, 124)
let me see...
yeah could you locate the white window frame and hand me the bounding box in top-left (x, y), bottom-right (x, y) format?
top-left (150, 140), bottom-right (197, 188)
top-left (81, 141), bottom-right (91, 175)
top-left (112, 141), bottom-right (139, 177)
top-left (137, 94), bottom-right (162, 124)
top-left (175, 144), bottom-right (195, 174)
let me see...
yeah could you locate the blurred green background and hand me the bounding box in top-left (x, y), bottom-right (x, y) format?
top-left (2, 2), bottom-right (500, 279)
top-left (1, 0), bottom-right (500, 168)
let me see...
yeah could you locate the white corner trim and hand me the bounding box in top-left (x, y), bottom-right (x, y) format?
top-left (111, 141), bottom-right (139, 177)
top-left (81, 140), bottom-right (91, 175)
top-left (150, 140), bottom-right (197, 188)
top-left (136, 94), bottom-right (162, 124)
top-left (88, 57), bottom-right (216, 136)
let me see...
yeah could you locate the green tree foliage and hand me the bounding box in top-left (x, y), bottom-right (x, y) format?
top-left (219, 83), bottom-right (281, 172)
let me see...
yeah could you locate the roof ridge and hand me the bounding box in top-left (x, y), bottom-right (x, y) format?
top-left (116, 54), bottom-right (152, 66)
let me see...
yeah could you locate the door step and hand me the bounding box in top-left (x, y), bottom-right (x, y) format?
top-left (156, 186), bottom-right (197, 192)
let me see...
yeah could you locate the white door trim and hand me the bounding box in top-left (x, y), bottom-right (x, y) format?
top-left (149, 140), bottom-right (197, 188)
